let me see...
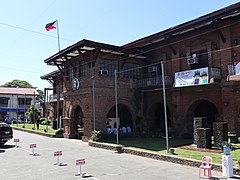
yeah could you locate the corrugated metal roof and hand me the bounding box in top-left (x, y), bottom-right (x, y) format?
top-left (0, 87), bottom-right (39, 95)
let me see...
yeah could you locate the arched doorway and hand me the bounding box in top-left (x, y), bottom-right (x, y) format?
top-left (193, 100), bottom-right (219, 131)
top-left (148, 103), bottom-right (172, 135)
top-left (107, 104), bottom-right (133, 128)
top-left (73, 105), bottom-right (84, 139)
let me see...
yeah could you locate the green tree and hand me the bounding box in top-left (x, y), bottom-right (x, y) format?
top-left (36, 89), bottom-right (44, 103)
top-left (25, 105), bottom-right (40, 124)
top-left (2, 79), bottom-right (33, 88)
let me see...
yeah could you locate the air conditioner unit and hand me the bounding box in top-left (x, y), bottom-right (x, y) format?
top-left (187, 54), bottom-right (199, 65)
top-left (148, 66), bottom-right (157, 72)
top-left (99, 69), bottom-right (108, 75)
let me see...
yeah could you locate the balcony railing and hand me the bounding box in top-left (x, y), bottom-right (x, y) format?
top-left (209, 67), bottom-right (221, 79)
top-left (0, 104), bottom-right (8, 107)
top-left (137, 76), bottom-right (173, 88)
top-left (49, 93), bottom-right (63, 101)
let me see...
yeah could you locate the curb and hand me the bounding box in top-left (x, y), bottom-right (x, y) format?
top-left (12, 127), bottom-right (58, 138)
top-left (88, 141), bottom-right (240, 175)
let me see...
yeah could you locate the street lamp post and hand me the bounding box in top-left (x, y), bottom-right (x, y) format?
top-left (114, 70), bottom-right (119, 145)
top-left (161, 61), bottom-right (169, 152)
top-left (24, 93), bottom-right (26, 127)
top-left (33, 91), bottom-right (36, 129)
top-left (92, 76), bottom-right (96, 131)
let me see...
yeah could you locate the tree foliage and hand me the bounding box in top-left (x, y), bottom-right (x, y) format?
top-left (36, 89), bottom-right (44, 103)
top-left (25, 105), bottom-right (40, 123)
top-left (1, 79), bottom-right (33, 88)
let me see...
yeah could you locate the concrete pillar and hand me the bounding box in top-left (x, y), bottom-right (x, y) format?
top-left (193, 117), bottom-right (207, 144)
top-left (213, 122), bottom-right (228, 147)
top-left (196, 128), bottom-right (211, 149)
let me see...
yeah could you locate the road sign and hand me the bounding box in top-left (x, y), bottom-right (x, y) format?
top-left (75, 159), bottom-right (86, 177)
top-left (76, 159), bottom-right (85, 166)
top-left (54, 151), bottom-right (62, 156)
top-left (14, 139), bottom-right (20, 148)
top-left (30, 144), bottom-right (36, 148)
top-left (29, 143), bottom-right (37, 156)
top-left (14, 139), bottom-right (20, 142)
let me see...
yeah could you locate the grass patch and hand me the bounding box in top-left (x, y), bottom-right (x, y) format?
top-left (100, 136), bottom-right (192, 151)
top-left (11, 124), bottom-right (57, 135)
top-left (100, 136), bottom-right (240, 167)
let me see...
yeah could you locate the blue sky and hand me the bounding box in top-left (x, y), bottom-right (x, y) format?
top-left (0, 0), bottom-right (239, 90)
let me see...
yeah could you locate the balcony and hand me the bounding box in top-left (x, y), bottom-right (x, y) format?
top-left (227, 63), bottom-right (240, 81)
top-left (137, 76), bottom-right (173, 88)
top-left (49, 93), bottom-right (64, 101)
top-left (209, 67), bottom-right (221, 80)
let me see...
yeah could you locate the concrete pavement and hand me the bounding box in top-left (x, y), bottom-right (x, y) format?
top-left (0, 130), bottom-right (239, 180)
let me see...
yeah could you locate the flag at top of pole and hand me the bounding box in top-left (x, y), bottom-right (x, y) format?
top-left (45, 20), bottom-right (61, 52)
top-left (45, 20), bottom-right (57, 31)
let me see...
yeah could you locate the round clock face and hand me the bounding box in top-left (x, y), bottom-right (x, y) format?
top-left (71, 77), bottom-right (80, 91)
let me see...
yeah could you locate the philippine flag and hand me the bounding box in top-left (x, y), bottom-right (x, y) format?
top-left (45, 20), bottom-right (57, 31)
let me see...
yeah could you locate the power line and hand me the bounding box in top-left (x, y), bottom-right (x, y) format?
top-left (0, 22), bottom-right (75, 43)
top-left (51, 17), bottom-right (240, 76)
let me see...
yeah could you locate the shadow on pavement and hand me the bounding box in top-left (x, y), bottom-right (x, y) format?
top-left (230, 176), bottom-right (240, 179)
top-left (0, 149), bottom-right (5, 153)
top-left (0, 144), bottom-right (15, 149)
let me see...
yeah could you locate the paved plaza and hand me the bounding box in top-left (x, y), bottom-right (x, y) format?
top-left (0, 130), bottom-right (239, 180)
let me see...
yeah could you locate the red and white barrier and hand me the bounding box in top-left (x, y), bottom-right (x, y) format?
top-left (14, 138), bottom-right (20, 148)
top-left (54, 151), bottom-right (63, 166)
top-left (75, 159), bottom-right (86, 176)
top-left (30, 143), bottom-right (37, 156)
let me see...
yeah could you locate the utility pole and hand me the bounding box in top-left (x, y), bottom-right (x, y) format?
top-left (33, 91), bottom-right (36, 129)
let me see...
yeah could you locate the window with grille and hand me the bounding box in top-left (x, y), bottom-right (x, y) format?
top-left (0, 97), bottom-right (8, 106)
top-left (79, 60), bottom-right (88, 77)
top-left (18, 98), bottom-right (32, 105)
top-left (123, 63), bottom-right (140, 79)
top-left (99, 59), bottom-right (118, 76)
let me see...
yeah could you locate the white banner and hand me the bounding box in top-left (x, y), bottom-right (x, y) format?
top-left (174, 67), bottom-right (209, 87)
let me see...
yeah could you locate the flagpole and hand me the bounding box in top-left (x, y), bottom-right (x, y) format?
top-left (56, 20), bottom-right (60, 52)
top-left (56, 20), bottom-right (60, 130)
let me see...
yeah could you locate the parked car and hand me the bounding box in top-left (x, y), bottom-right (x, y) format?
top-left (0, 122), bottom-right (13, 145)
top-left (11, 119), bottom-right (22, 124)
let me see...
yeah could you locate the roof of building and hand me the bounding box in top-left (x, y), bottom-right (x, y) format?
top-left (122, 2), bottom-right (240, 50)
top-left (40, 69), bottom-right (62, 80)
top-left (0, 87), bottom-right (39, 96)
top-left (44, 39), bottom-right (147, 66)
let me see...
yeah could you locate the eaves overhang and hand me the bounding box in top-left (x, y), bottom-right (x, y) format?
top-left (44, 39), bottom-right (147, 66)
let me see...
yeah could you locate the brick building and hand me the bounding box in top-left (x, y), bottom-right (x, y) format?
top-left (41, 2), bottom-right (240, 140)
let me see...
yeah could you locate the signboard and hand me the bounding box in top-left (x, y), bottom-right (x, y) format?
top-left (30, 144), bottom-right (36, 148)
top-left (76, 159), bottom-right (85, 166)
top-left (174, 67), bottom-right (209, 87)
top-left (235, 61), bottom-right (240, 75)
top-left (54, 151), bottom-right (62, 157)
top-left (14, 139), bottom-right (20, 142)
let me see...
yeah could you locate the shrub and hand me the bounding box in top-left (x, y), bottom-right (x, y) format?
top-left (90, 130), bottom-right (101, 141)
top-left (40, 118), bottom-right (51, 125)
top-left (55, 128), bottom-right (64, 136)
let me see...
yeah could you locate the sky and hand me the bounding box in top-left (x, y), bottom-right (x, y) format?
top-left (0, 0), bottom-right (239, 90)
